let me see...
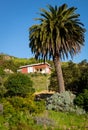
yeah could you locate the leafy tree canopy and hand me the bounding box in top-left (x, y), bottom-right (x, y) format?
top-left (4, 73), bottom-right (35, 97)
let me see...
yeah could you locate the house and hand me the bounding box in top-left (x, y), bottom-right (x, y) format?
top-left (17, 62), bottom-right (51, 74)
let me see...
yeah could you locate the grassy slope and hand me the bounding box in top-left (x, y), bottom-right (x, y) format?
top-left (29, 74), bottom-right (50, 92)
top-left (34, 110), bottom-right (88, 130)
top-left (49, 111), bottom-right (88, 129)
top-left (0, 54), bottom-right (88, 129)
top-left (0, 110), bottom-right (87, 130)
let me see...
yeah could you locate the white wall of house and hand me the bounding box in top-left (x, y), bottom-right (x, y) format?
top-left (27, 67), bottom-right (49, 74)
top-left (45, 67), bottom-right (50, 73)
top-left (18, 63), bottom-right (51, 74)
top-left (28, 67), bottom-right (34, 73)
top-left (39, 68), bottom-right (50, 74)
top-left (41, 68), bottom-right (46, 74)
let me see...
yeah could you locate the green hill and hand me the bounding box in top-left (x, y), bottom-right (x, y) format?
top-left (29, 73), bottom-right (50, 92)
top-left (0, 53), bottom-right (41, 72)
top-left (0, 53), bottom-right (51, 91)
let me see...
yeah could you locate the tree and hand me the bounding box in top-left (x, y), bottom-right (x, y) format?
top-left (4, 73), bottom-right (35, 97)
top-left (29, 4), bottom-right (85, 93)
top-left (77, 62), bottom-right (88, 94)
top-left (0, 67), bottom-right (5, 77)
top-left (74, 89), bottom-right (88, 112)
top-left (62, 61), bottom-right (81, 94)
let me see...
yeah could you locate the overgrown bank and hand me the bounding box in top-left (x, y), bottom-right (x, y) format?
top-left (0, 54), bottom-right (88, 129)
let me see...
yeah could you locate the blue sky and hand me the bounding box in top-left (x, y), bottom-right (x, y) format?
top-left (0, 0), bottom-right (88, 63)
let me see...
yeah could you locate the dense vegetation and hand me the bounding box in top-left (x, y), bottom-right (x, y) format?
top-left (4, 73), bottom-right (35, 97)
top-left (49, 60), bottom-right (88, 112)
top-left (0, 53), bottom-right (39, 72)
top-left (0, 53), bottom-right (88, 129)
top-left (49, 60), bottom-right (88, 94)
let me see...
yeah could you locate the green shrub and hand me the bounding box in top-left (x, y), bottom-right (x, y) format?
top-left (4, 73), bottom-right (35, 97)
top-left (1, 99), bottom-right (15, 117)
top-left (46, 91), bottom-right (85, 114)
top-left (7, 96), bottom-right (37, 113)
top-left (0, 67), bottom-right (5, 77)
top-left (1, 96), bottom-right (45, 115)
top-left (34, 100), bottom-right (46, 114)
top-left (74, 89), bottom-right (88, 112)
top-left (0, 85), bottom-right (7, 98)
top-left (3, 110), bottom-right (33, 129)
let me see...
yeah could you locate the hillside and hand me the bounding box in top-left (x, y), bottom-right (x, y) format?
top-left (0, 53), bottom-right (68, 91)
top-left (0, 53), bottom-right (70, 72)
top-left (0, 53), bottom-right (55, 71)
top-left (0, 53), bottom-right (88, 130)
top-left (29, 73), bottom-right (50, 92)
top-left (0, 53), bottom-right (87, 93)
top-left (0, 53), bottom-right (51, 92)
top-left (0, 53), bottom-right (42, 72)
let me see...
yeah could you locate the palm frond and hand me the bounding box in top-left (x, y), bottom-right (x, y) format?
top-left (29, 4), bottom-right (85, 60)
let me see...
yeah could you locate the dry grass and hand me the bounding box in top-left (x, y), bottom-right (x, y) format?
top-left (29, 73), bottom-right (50, 92)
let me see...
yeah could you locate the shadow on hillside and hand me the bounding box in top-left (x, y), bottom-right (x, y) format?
top-left (34, 90), bottom-right (54, 101)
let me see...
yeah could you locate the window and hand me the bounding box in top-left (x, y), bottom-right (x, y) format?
top-left (40, 69), bottom-right (42, 71)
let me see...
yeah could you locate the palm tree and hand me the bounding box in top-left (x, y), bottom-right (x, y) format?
top-left (29, 4), bottom-right (85, 93)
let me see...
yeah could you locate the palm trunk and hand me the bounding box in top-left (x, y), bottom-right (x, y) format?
top-left (53, 56), bottom-right (65, 93)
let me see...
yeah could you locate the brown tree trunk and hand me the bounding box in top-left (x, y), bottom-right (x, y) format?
top-left (53, 56), bottom-right (65, 93)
